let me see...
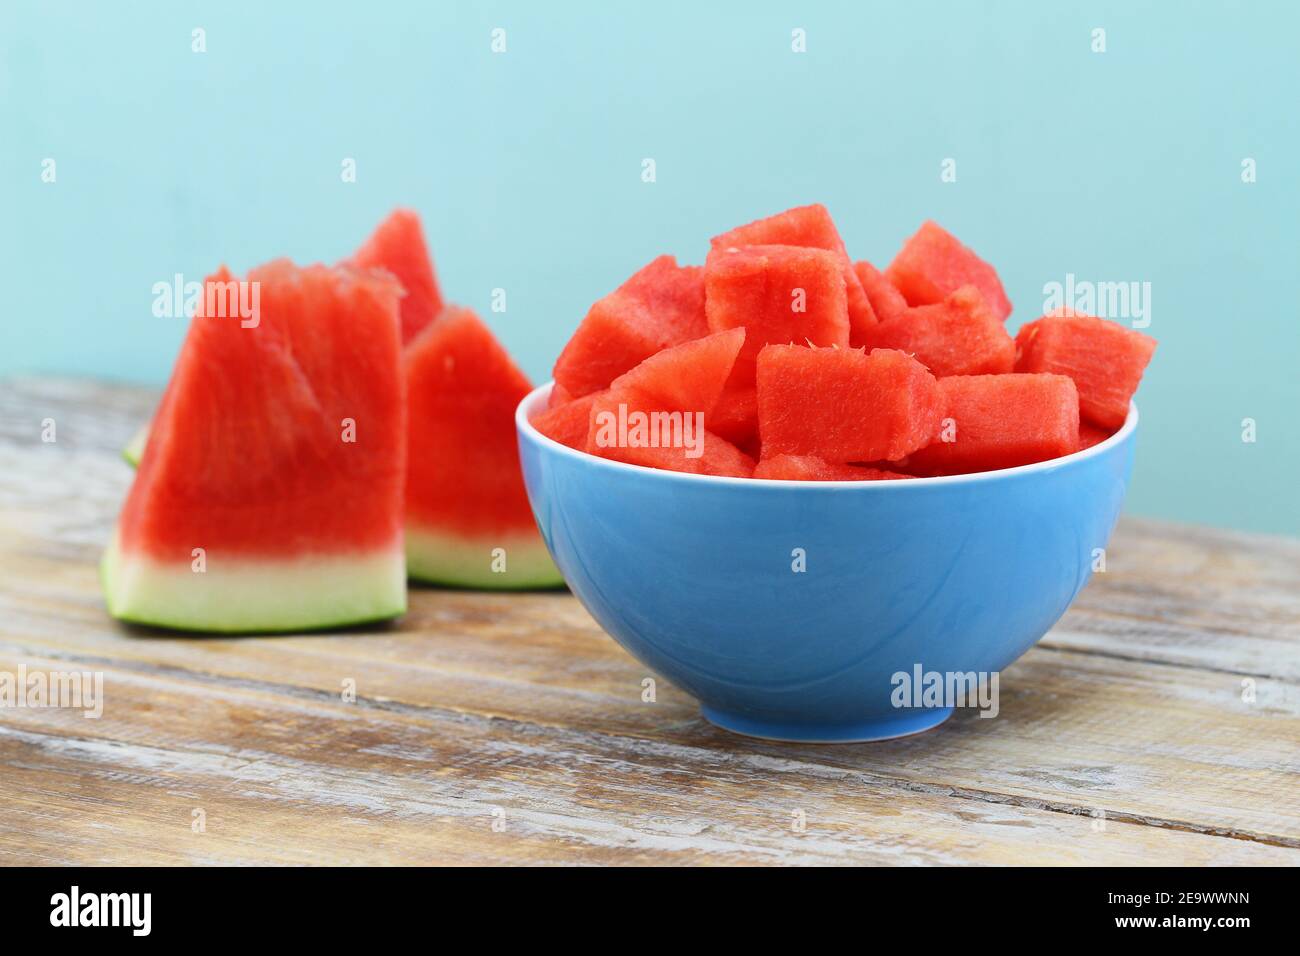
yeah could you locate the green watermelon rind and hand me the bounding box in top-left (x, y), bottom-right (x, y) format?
top-left (101, 532), bottom-right (407, 634)
top-left (122, 424), bottom-right (149, 467)
top-left (406, 526), bottom-right (565, 590)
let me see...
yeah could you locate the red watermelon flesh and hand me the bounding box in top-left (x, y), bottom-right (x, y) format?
top-left (885, 221), bottom-right (1012, 321)
top-left (753, 455), bottom-right (914, 481)
top-left (706, 377), bottom-right (759, 448)
top-left (853, 260), bottom-right (909, 323)
top-left (1015, 312), bottom-right (1156, 430)
top-left (547, 382), bottom-right (575, 409)
top-left (609, 328), bottom-right (744, 416)
top-left (865, 285), bottom-right (1014, 377)
top-left (909, 374), bottom-right (1080, 475)
top-left (530, 390), bottom-right (603, 451)
top-left (552, 255), bottom-right (708, 398)
top-left (585, 389), bottom-right (755, 478)
top-left (756, 345), bottom-right (943, 463)
top-left (1078, 421), bottom-right (1114, 451)
top-left (705, 244), bottom-right (849, 381)
top-left (711, 203), bottom-right (878, 344)
top-left (347, 208), bottom-right (444, 345)
top-left (103, 261), bottom-right (408, 632)
top-left (405, 306), bottom-right (562, 588)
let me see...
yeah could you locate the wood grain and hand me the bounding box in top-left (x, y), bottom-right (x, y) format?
top-left (1, 377), bottom-right (1297, 865)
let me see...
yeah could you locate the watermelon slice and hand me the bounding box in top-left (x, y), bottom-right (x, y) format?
top-left (756, 346), bottom-right (943, 463)
top-left (103, 262), bottom-right (408, 632)
top-left (865, 285), bottom-right (1014, 377)
top-left (908, 373), bottom-right (1080, 475)
top-left (852, 260), bottom-right (908, 323)
top-left (1014, 312), bottom-right (1156, 429)
top-left (752, 455), bottom-right (913, 481)
top-left (704, 244), bottom-right (849, 379)
top-left (552, 255), bottom-right (708, 398)
top-left (585, 390), bottom-right (755, 478)
top-left (122, 208), bottom-right (447, 466)
top-left (885, 221), bottom-right (1012, 321)
top-left (405, 306), bottom-right (563, 588)
top-left (347, 208), bottom-right (444, 345)
top-left (529, 390), bottom-right (603, 451)
top-left (711, 204), bottom-right (878, 344)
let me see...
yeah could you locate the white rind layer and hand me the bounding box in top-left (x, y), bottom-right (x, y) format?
top-left (406, 525), bottom-right (564, 589)
top-left (102, 532), bottom-right (406, 633)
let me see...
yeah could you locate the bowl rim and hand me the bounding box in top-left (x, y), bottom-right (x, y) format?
top-left (516, 382), bottom-right (1138, 489)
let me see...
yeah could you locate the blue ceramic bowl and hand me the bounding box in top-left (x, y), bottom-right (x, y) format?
top-left (516, 384), bottom-right (1137, 742)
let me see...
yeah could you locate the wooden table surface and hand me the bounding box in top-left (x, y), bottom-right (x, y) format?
top-left (1, 377), bottom-right (1297, 866)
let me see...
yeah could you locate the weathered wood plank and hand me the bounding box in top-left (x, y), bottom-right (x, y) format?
top-left (0, 650), bottom-right (1292, 866)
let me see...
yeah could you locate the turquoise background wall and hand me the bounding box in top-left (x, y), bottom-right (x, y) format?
top-left (2, 1), bottom-right (1296, 535)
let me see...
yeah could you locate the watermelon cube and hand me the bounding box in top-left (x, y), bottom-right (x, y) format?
top-left (530, 390), bottom-right (603, 451)
top-left (756, 346), bottom-right (943, 463)
top-left (885, 221), bottom-right (1012, 321)
top-left (712, 204), bottom-right (878, 344)
top-left (753, 455), bottom-right (913, 481)
top-left (706, 377), bottom-right (759, 449)
top-left (909, 373), bottom-right (1080, 475)
top-left (1014, 312), bottom-right (1156, 429)
top-left (1077, 420), bottom-right (1113, 452)
top-left (585, 390), bottom-right (755, 478)
top-left (610, 328), bottom-right (744, 416)
top-left (552, 255), bottom-right (708, 398)
top-left (853, 260), bottom-right (908, 323)
top-left (705, 244), bottom-right (850, 379)
top-left (865, 285), bottom-right (1014, 377)
top-left (547, 382), bottom-right (574, 409)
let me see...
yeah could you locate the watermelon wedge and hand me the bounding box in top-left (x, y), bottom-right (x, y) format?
top-left (103, 262), bottom-right (408, 632)
top-left (405, 306), bottom-right (563, 589)
top-left (122, 208), bottom-right (446, 465)
top-left (347, 208), bottom-right (444, 345)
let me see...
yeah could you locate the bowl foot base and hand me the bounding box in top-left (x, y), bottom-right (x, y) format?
top-left (700, 705), bottom-right (954, 743)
